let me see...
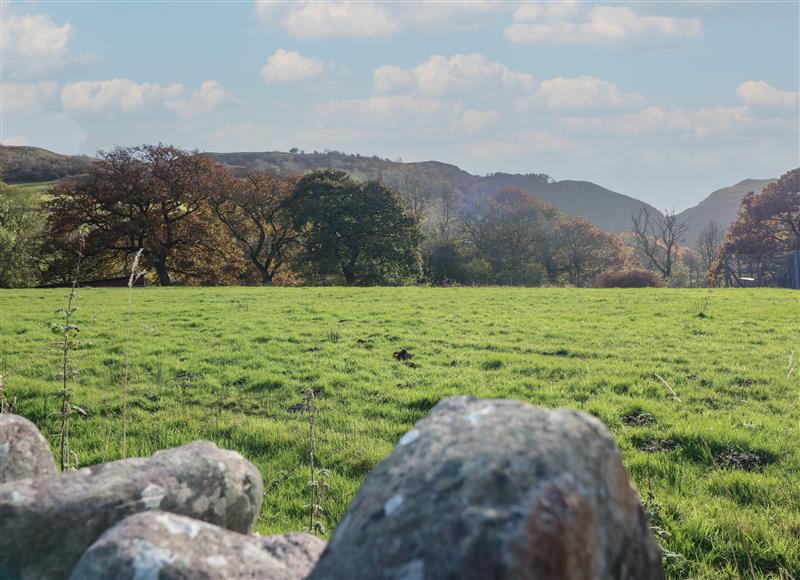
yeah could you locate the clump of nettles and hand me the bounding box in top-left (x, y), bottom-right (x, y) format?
top-left (303, 388), bottom-right (330, 535)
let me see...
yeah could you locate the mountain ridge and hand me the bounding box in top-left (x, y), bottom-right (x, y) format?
top-left (676, 178), bottom-right (776, 243)
top-left (2, 145), bottom-right (771, 237)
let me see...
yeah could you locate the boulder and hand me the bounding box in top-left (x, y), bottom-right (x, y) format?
top-left (309, 396), bottom-right (664, 580)
top-left (70, 512), bottom-right (325, 580)
top-left (0, 414), bottom-right (56, 483)
top-left (0, 440), bottom-right (263, 579)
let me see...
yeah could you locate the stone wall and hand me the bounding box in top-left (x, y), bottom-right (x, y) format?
top-left (0, 397), bottom-right (664, 579)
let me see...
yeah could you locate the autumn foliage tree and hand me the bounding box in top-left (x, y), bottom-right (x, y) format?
top-left (211, 171), bottom-right (299, 284)
top-left (45, 145), bottom-right (238, 285)
top-left (556, 217), bottom-right (625, 286)
top-left (716, 168), bottom-right (800, 259)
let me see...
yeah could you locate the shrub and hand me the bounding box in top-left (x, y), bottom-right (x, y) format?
top-left (593, 269), bottom-right (662, 288)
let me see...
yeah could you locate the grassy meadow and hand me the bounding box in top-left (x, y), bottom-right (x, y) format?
top-left (1, 287), bottom-right (798, 578)
top-left (7, 180), bottom-right (62, 197)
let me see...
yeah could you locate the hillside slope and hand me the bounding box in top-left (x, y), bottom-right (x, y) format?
top-left (677, 178), bottom-right (775, 243)
top-left (0, 146), bottom-right (92, 183)
top-left (2, 146), bottom-right (659, 233)
top-left (207, 151), bottom-right (658, 233)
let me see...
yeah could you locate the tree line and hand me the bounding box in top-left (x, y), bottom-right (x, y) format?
top-left (0, 145), bottom-right (796, 288)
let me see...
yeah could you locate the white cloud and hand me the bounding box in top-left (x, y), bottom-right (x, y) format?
top-left (255, 1), bottom-right (397, 38)
top-left (2, 81), bottom-right (59, 112)
top-left (60, 79), bottom-right (183, 113)
top-left (165, 80), bottom-right (237, 119)
top-left (254, 1), bottom-right (504, 39)
top-left (314, 95), bottom-right (498, 136)
top-left (521, 76), bottom-right (645, 110)
top-left (511, 1), bottom-right (582, 23)
top-left (374, 53), bottom-right (534, 97)
top-left (315, 95), bottom-right (447, 124)
top-left (0, 12), bottom-right (74, 75)
top-left (505, 5), bottom-right (702, 44)
top-left (562, 105), bottom-right (750, 136)
top-left (261, 49), bottom-right (324, 84)
top-left (454, 109), bottom-right (500, 134)
top-left (736, 80), bottom-right (799, 109)
top-left (59, 78), bottom-right (234, 118)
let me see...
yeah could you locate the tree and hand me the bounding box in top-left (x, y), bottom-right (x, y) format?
top-left (436, 184), bottom-right (457, 240)
top-left (629, 207), bottom-right (688, 280)
top-left (556, 217), bottom-right (625, 286)
top-left (45, 145), bottom-right (225, 285)
top-left (717, 168), bottom-right (799, 257)
top-left (460, 188), bottom-right (561, 285)
top-left (288, 170), bottom-right (423, 285)
top-left (678, 247), bottom-right (703, 288)
top-left (696, 220), bottom-right (723, 284)
top-left (211, 171), bottom-right (299, 284)
top-left (396, 175), bottom-right (428, 220)
top-left (423, 237), bottom-right (490, 285)
top-left (712, 168), bottom-right (799, 281)
top-left (0, 183), bottom-right (45, 287)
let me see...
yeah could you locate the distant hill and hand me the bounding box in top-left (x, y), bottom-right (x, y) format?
top-left (2, 145), bottom-right (659, 233)
top-left (0, 146), bottom-right (93, 183)
top-left (677, 178), bottom-right (776, 243)
top-left (206, 151), bottom-right (658, 233)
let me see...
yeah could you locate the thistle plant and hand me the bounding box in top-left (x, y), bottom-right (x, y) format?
top-left (49, 237), bottom-right (84, 471)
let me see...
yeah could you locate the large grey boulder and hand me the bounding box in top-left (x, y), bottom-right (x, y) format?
top-left (0, 414), bottom-right (56, 483)
top-left (0, 440), bottom-right (263, 579)
top-left (309, 396), bottom-right (663, 580)
top-left (70, 512), bottom-right (325, 580)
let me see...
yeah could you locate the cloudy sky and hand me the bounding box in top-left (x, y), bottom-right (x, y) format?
top-left (2, 1), bottom-right (798, 209)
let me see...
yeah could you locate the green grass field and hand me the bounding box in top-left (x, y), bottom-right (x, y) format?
top-left (6, 180), bottom-right (62, 197)
top-left (1, 287), bottom-right (798, 578)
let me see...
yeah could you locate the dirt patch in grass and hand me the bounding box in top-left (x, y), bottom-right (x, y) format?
top-left (634, 436), bottom-right (680, 453)
top-left (286, 402), bottom-right (305, 413)
top-left (622, 412), bottom-right (656, 426)
top-left (714, 449), bottom-right (771, 472)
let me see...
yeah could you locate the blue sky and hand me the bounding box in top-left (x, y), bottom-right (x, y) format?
top-left (2, 1), bottom-right (798, 209)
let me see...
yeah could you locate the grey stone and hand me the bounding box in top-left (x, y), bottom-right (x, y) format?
top-left (260, 532), bottom-right (327, 578)
top-left (0, 414), bottom-right (56, 483)
top-left (0, 440), bottom-right (263, 579)
top-left (309, 396), bottom-right (664, 580)
top-left (70, 512), bottom-right (325, 580)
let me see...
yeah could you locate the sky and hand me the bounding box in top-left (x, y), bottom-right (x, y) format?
top-left (1, 1), bottom-right (798, 210)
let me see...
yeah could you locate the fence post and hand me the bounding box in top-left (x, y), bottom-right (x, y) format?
top-left (793, 251), bottom-right (800, 290)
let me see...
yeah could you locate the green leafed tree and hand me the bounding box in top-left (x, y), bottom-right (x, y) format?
top-left (288, 170), bottom-right (423, 285)
top-left (0, 183), bottom-right (45, 287)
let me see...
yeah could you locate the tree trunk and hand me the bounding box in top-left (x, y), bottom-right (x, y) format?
top-left (154, 257), bottom-right (170, 286)
top-left (341, 264), bottom-right (356, 285)
top-left (259, 267), bottom-right (273, 285)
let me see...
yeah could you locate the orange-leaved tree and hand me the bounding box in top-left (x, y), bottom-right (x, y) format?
top-left (45, 144), bottom-right (235, 285)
